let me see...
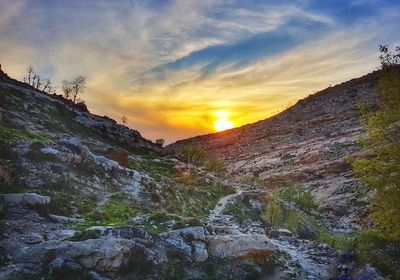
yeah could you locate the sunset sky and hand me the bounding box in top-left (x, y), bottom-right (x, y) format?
top-left (1, 0), bottom-right (400, 142)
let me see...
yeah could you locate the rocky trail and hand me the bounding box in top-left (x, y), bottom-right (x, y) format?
top-left (206, 185), bottom-right (337, 279)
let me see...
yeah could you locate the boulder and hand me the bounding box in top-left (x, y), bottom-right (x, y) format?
top-left (1, 193), bottom-right (50, 207)
top-left (192, 241), bottom-right (208, 262)
top-left (46, 230), bottom-right (77, 241)
top-left (93, 155), bottom-right (120, 171)
top-left (40, 147), bottom-right (82, 165)
top-left (23, 233), bottom-right (44, 244)
top-left (86, 226), bottom-right (152, 241)
top-left (12, 238), bottom-right (136, 273)
top-left (207, 234), bottom-right (277, 259)
top-left (160, 226), bottom-right (208, 242)
top-left (49, 214), bottom-right (84, 224)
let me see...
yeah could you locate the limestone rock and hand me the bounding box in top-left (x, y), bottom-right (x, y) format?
top-left (1, 193), bottom-right (50, 207)
top-left (23, 233), bottom-right (44, 244)
top-left (49, 214), bottom-right (84, 224)
top-left (207, 234), bottom-right (277, 259)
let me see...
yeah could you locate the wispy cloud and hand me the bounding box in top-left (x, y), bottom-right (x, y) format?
top-left (1, 0), bottom-right (399, 142)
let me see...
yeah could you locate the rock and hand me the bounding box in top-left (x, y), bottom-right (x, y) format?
top-left (269, 228), bottom-right (293, 239)
top-left (131, 214), bottom-right (149, 224)
top-left (23, 233), bottom-right (44, 244)
top-left (60, 137), bottom-right (91, 161)
top-left (46, 230), bottom-right (77, 241)
top-left (40, 147), bottom-right (82, 164)
top-left (12, 238), bottom-right (136, 272)
top-left (161, 226), bottom-right (208, 242)
top-left (297, 224), bottom-right (315, 239)
top-left (49, 257), bottom-right (64, 271)
top-left (93, 155), bottom-right (120, 171)
top-left (1, 193), bottom-right (50, 207)
top-left (61, 137), bottom-right (81, 148)
top-left (192, 241), bottom-right (208, 262)
top-left (0, 165), bottom-right (10, 185)
top-left (64, 261), bottom-right (83, 272)
top-left (107, 149), bottom-right (129, 166)
top-left (207, 234), bottom-right (277, 259)
top-left (131, 170), bottom-right (142, 181)
top-left (87, 226), bottom-right (152, 241)
top-left (88, 271), bottom-right (111, 280)
top-left (49, 214), bottom-right (84, 224)
top-left (164, 236), bottom-right (193, 263)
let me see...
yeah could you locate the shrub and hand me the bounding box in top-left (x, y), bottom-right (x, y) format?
top-left (204, 158), bottom-right (225, 174)
top-left (279, 183), bottom-right (317, 211)
top-left (354, 228), bottom-right (400, 279)
top-left (179, 145), bottom-right (207, 166)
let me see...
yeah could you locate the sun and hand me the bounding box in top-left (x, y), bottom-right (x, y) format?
top-left (214, 118), bottom-right (234, 132)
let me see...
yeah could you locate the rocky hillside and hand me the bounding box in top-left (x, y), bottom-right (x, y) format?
top-left (167, 70), bottom-right (384, 230)
top-left (0, 68), bottom-right (387, 280)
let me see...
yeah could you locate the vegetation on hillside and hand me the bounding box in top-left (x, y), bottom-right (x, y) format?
top-left (178, 144), bottom-right (225, 174)
top-left (351, 45), bottom-right (400, 278)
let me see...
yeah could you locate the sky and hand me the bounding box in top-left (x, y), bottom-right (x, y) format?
top-left (1, 0), bottom-right (400, 143)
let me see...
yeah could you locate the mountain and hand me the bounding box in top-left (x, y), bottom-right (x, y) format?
top-left (167, 69), bottom-right (383, 230)
top-left (0, 67), bottom-right (387, 280)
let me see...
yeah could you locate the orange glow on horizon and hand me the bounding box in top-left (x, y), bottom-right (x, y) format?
top-left (213, 112), bottom-right (234, 132)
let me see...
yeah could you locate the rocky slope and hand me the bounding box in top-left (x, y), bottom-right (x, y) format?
top-left (0, 68), bottom-right (386, 280)
top-left (167, 70), bottom-right (384, 231)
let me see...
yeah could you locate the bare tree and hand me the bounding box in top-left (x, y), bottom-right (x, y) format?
top-left (62, 80), bottom-right (73, 99)
top-left (121, 115), bottom-right (128, 126)
top-left (155, 138), bottom-right (165, 147)
top-left (41, 78), bottom-right (52, 92)
top-left (23, 65), bottom-right (34, 85)
top-left (71, 76), bottom-right (86, 104)
top-left (33, 73), bottom-right (41, 89)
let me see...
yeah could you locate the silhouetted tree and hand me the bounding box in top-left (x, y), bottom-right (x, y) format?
top-left (155, 138), bottom-right (165, 147)
top-left (71, 76), bottom-right (86, 104)
top-left (62, 80), bottom-right (73, 99)
top-left (121, 115), bottom-right (128, 126)
top-left (23, 65), bottom-right (34, 85)
top-left (41, 78), bottom-right (52, 92)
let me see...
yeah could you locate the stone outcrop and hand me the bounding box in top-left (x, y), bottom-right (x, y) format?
top-left (1, 193), bottom-right (50, 207)
top-left (207, 234), bottom-right (277, 259)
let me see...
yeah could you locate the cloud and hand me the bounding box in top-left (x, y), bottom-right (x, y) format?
top-left (0, 0), bottom-right (399, 142)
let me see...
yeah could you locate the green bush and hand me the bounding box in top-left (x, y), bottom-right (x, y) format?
top-left (354, 229), bottom-right (400, 279)
top-left (316, 231), bottom-right (354, 252)
top-left (279, 184), bottom-right (317, 211)
top-left (204, 158), bottom-right (225, 174)
top-left (179, 145), bottom-right (207, 166)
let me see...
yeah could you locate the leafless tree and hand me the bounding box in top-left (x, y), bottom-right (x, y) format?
top-left (71, 76), bottom-right (86, 104)
top-left (155, 138), bottom-right (165, 147)
top-left (62, 80), bottom-right (73, 99)
top-left (41, 78), bottom-right (52, 92)
top-left (121, 115), bottom-right (128, 126)
top-left (23, 65), bottom-right (34, 85)
top-left (32, 73), bottom-right (41, 89)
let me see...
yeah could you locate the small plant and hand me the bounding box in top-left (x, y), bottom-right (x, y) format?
top-left (0, 126), bottom-right (53, 144)
top-left (179, 145), bottom-right (207, 167)
top-left (204, 158), bottom-right (225, 174)
top-left (279, 183), bottom-right (317, 211)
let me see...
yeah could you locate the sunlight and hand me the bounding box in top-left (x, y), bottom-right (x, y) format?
top-left (214, 112), bottom-right (234, 131)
